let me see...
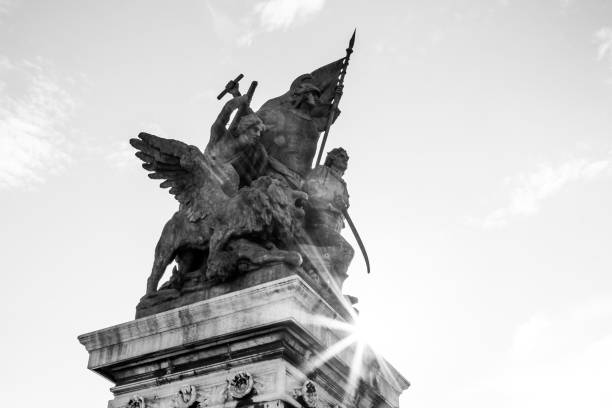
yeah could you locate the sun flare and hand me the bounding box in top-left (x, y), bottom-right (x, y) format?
top-left (304, 311), bottom-right (395, 402)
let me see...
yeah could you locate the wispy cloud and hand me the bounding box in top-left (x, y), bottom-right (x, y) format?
top-left (254, 0), bottom-right (325, 31)
top-left (595, 27), bottom-right (612, 78)
top-left (0, 58), bottom-right (77, 190)
top-left (105, 141), bottom-right (136, 170)
top-left (511, 297), bottom-right (612, 360)
top-left (207, 0), bottom-right (327, 47)
top-left (559, 0), bottom-right (574, 11)
top-left (460, 297), bottom-right (612, 407)
top-left (508, 298), bottom-right (612, 405)
top-left (206, 2), bottom-right (253, 47)
top-left (105, 123), bottom-right (168, 169)
top-left (0, 0), bottom-right (16, 16)
top-left (468, 155), bottom-right (611, 228)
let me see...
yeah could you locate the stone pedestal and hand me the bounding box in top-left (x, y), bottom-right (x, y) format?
top-left (79, 275), bottom-right (409, 408)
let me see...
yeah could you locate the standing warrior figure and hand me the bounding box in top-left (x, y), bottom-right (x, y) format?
top-left (258, 80), bottom-right (325, 181)
top-left (256, 57), bottom-right (345, 186)
top-left (302, 148), bottom-right (354, 282)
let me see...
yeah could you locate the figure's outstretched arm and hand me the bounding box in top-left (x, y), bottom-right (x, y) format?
top-left (210, 95), bottom-right (249, 145)
top-left (228, 81), bottom-right (258, 134)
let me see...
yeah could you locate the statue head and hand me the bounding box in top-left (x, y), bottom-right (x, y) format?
top-left (324, 147), bottom-right (349, 173)
top-left (289, 77), bottom-right (321, 113)
top-left (237, 113), bottom-right (265, 144)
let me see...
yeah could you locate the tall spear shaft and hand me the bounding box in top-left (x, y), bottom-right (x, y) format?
top-left (315, 29), bottom-right (356, 167)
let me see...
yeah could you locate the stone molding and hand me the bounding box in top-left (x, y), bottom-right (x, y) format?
top-left (78, 276), bottom-right (409, 408)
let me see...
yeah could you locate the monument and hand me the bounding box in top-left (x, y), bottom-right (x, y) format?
top-left (78, 32), bottom-right (409, 408)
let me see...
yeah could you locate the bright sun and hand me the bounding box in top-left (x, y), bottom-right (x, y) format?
top-left (304, 308), bottom-right (394, 403)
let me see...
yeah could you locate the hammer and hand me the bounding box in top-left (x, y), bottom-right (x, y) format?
top-left (216, 73), bottom-right (244, 100)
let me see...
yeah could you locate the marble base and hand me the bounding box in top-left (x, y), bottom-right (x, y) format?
top-left (79, 275), bottom-right (409, 408)
top-left (135, 263), bottom-right (351, 321)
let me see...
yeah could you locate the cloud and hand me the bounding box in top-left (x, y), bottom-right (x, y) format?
top-left (105, 141), bottom-right (136, 170)
top-left (559, 0), bottom-right (574, 11)
top-left (595, 27), bottom-right (612, 75)
top-left (457, 297), bottom-right (612, 408)
top-left (0, 0), bottom-right (16, 16)
top-left (595, 27), bottom-right (612, 60)
top-left (207, 0), bottom-right (327, 47)
top-left (206, 2), bottom-right (253, 47)
top-left (507, 298), bottom-right (612, 406)
top-left (254, 0), bottom-right (325, 32)
top-left (105, 123), bottom-right (168, 169)
top-left (469, 155), bottom-right (611, 228)
top-left (0, 58), bottom-right (77, 190)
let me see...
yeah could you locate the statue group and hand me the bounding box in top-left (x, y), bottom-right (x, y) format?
top-left (132, 33), bottom-right (364, 317)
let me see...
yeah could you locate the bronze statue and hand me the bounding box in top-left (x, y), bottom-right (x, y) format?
top-left (256, 57), bottom-right (346, 187)
top-left (131, 32), bottom-right (367, 317)
top-left (257, 80), bottom-right (326, 180)
top-left (301, 148), bottom-right (354, 283)
top-left (131, 93), bottom-right (303, 296)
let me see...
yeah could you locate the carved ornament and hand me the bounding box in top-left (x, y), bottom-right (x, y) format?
top-left (227, 371), bottom-right (254, 399)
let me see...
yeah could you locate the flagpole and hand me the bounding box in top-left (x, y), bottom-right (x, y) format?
top-left (315, 29), bottom-right (356, 167)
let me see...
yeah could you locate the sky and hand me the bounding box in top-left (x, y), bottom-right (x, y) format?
top-left (1, 0), bottom-right (611, 407)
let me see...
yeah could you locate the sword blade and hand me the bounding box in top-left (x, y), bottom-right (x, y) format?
top-left (342, 208), bottom-right (370, 274)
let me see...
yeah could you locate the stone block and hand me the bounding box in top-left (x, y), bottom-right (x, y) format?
top-left (79, 275), bottom-right (409, 408)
